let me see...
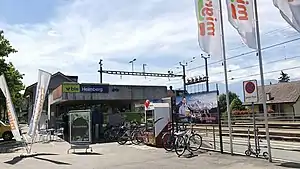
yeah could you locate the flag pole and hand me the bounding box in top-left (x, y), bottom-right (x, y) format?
top-left (218, 0), bottom-right (233, 155)
top-left (253, 0), bottom-right (272, 162)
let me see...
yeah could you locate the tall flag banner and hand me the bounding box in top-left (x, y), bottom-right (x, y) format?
top-left (226, 0), bottom-right (257, 49)
top-left (28, 70), bottom-right (51, 137)
top-left (195, 0), bottom-right (222, 58)
top-left (0, 75), bottom-right (22, 141)
top-left (273, 0), bottom-right (300, 32)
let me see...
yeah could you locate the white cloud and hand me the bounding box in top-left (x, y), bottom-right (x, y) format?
top-left (0, 0), bottom-right (300, 91)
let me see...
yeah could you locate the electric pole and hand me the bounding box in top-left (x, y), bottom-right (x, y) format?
top-left (179, 62), bottom-right (187, 96)
top-left (201, 54), bottom-right (210, 92)
top-left (99, 59), bottom-right (103, 83)
top-left (142, 64), bottom-right (147, 79)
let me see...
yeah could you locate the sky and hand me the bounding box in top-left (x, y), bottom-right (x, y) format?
top-left (0, 0), bottom-right (300, 98)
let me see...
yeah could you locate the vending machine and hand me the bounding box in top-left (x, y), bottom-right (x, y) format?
top-left (144, 101), bottom-right (170, 147)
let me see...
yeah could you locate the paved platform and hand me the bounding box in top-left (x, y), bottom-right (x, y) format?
top-left (0, 141), bottom-right (297, 169)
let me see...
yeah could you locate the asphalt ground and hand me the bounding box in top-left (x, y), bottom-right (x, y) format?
top-left (0, 141), bottom-right (298, 169)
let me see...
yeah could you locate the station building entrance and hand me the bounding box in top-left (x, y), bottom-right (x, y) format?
top-left (49, 82), bottom-right (168, 142)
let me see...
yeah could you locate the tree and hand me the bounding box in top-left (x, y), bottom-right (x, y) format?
top-left (0, 30), bottom-right (25, 120)
top-left (278, 70), bottom-right (290, 83)
top-left (219, 91), bottom-right (244, 113)
top-left (230, 98), bottom-right (245, 111)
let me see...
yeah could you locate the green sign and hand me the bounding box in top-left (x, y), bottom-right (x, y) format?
top-left (62, 83), bottom-right (80, 93)
top-left (69, 110), bottom-right (91, 144)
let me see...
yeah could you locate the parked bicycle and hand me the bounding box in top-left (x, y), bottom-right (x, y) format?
top-left (174, 123), bottom-right (202, 157)
top-left (162, 122), bottom-right (178, 152)
top-left (131, 123), bottom-right (147, 145)
top-left (117, 121), bottom-right (139, 145)
top-left (103, 124), bottom-right (122, 142)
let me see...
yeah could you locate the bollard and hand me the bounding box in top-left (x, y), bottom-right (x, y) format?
top-left (95, 124), bottom-right (99, 141)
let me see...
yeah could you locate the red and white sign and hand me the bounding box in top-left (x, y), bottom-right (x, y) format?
top-left (243, 80), bottom-right (258, 103)
top-left (144, 100), bottom-right (150, 109)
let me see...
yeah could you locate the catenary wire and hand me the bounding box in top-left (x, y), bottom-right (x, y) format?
top-left (208, 55), bottom-right (300, 76)
top-left (183, 36), bottom-right (300, 73)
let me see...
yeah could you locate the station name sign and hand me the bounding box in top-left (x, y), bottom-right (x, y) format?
top-left (80, 84), bottom-right (109, 93)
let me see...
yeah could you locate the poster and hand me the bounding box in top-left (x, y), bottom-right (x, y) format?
top-left (176, 91), bottom-right (218, 124)
top-left (69, 110), bottom-right (91, 144)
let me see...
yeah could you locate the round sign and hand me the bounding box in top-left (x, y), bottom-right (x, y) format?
top-left (245, 81), bottom-right (255, 93)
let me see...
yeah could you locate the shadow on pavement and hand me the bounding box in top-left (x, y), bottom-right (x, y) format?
top-left (180, 149), bottom-right (208, 159)
top-left (73, 152), bottom-right (103, 156)
top-left (0, 141), bottom-right (24, 154)
top-left (4, 153), bottom-right (58, 165)
top-left (33, 157), bottom-right (71, 165)
top-left (278, 162), bottom-right (300, 168)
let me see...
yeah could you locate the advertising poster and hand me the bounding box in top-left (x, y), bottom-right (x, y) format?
top-left (176, 91), bottom-right (218, 124)
top-left (69, 110), bottom-right (91, 144)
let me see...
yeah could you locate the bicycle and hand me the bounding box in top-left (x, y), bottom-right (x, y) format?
top-left (103, 125), bottom-right (121, 142)
top-left (131, 123), bottom-right (147, 145)
top-left (174, 123), bottom-right (202, 157)
top-left (162, 122), bottom-right (178, 152)
top-left (117, 122), bottom-right (138, 145)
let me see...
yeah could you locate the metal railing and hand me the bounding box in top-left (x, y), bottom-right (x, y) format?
top-left (221, 111), bottom-right (300, 124)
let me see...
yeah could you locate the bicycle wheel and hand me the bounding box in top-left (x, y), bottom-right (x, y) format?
top-left (245, 150), bottom-right (251, 156)
top-left (174, 135), bottom-right (186, 157)
top-left (263, 152), bottom-right (269, 160)
top-left (162, 132), bottom-right (175, 152)
top-left (131, 131), bottom-right (143, 145)
top-left (188, 133), bottom-right (202, 151)
top-left (103, 129), bottom-right (111, 142)
top-left (117, 132), bottom-right (128, 145)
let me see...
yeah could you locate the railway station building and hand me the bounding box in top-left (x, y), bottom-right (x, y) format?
top-left (24, 72), bottom-right (168, 129)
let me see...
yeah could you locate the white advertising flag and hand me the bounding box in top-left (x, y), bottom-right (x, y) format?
top-left (195, 0), bottom-right (222, 58)
top-left (28, 70), bottom-right (51, 137)
top-left (226, 0), bottom-right (257, 49)
top-left (273, 0), bottom-right (300, 32)
top-left (0, 75), bottom-right (22, 141)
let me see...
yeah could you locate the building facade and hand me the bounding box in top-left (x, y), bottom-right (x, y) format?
top-left (244, 81), bottom-right (300, 119)
top-left (23, 72), bottom-right (78, 123)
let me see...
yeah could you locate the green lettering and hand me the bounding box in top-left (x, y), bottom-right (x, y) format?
top-left (198, 0), bottom-right (205, 21)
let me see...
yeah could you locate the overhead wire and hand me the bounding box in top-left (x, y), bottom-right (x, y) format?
top-left (183, 35), bottom-right (300, 73)
top-left (231, 65), bottom-right (300, 81)
top-left (111, 26), bottom-right (299, 86)
top-left (168, 55), bottom-right (300, 87)
top-left (164, 26), bottom-right (295, 75)
top-left (208, 55), bottom-right (300, 76)
top-left (165, 27), bottom-right (299, 87)
top-left (225, 26), bottom-right (292, 51)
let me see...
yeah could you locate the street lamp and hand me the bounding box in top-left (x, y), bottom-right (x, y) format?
top-left (142, 64), bottom-right (147, 79)
top-left (129, 58), bottom-right (136, 72)
top-left (99, 59), bottom-right (103, 83)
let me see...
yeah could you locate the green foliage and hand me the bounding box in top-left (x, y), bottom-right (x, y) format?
top-left (219, 91), bottom-right (244, 113)
top-left (230, 98), bottom-right (245, 111)
top-left (278, 70), bottom-right (290, 83)
top-left (0, 30), bottom-right (25, 118)
top-left (0, 30), bottom-right (17, 57)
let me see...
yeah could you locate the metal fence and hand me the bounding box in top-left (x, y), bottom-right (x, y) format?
top-left (194, 111), bottom-right (300, 162)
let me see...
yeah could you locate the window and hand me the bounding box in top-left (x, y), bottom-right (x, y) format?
top-left (266, 93), bottom-right (271, 101)
top-left (258, 104), bottom-right (263, 113)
